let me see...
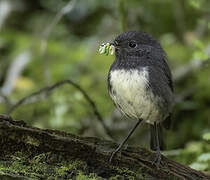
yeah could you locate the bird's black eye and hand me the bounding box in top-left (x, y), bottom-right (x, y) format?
top-left (128, 41), bottom-right (137, 48)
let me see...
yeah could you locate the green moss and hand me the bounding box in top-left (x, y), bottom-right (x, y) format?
top-left (25, 136), bottom-right (40, 147)
top-left (55, 160), bottom-right (88, 178)
top-left (55, 165), bottom-right (70, 177)
top-left (0, 150), bottom-right (147, 179)
top-left (32, 152), bottom-right (51, 163)
top-left (0, 149), bottom-right (103, 179)
top-left (76, 172), bottom-right (100, 180)
top-left (110, 166), bottom-right (145, 179)
top-left (0, 151), bottom-right (53, 178)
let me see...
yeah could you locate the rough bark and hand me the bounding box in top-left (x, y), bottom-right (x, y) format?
top-left (0, 114), bottom-right (209, 180)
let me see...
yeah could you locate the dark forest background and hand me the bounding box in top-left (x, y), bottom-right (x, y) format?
top-left (0, 0), bottom-right (210, 172)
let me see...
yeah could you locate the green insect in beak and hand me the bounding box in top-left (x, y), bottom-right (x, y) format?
top-left (99, 43), bottom-right (115, 56)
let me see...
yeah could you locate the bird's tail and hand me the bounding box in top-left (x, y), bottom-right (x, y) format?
top-left (150, 123), bottom-right (165, 151)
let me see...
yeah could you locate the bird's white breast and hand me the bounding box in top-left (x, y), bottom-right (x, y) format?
top-left (109, 68), bottom-right (162, 124)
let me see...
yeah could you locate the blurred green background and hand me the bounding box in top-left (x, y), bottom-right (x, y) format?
top-left (0, 0), bottom-right (210, 172)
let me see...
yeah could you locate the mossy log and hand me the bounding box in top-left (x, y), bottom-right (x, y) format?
top-left (0, 114), bottom-right (209, 180)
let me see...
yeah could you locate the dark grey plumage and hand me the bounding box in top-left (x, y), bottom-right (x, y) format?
top-left (107, 31), bottom-right (174, 162)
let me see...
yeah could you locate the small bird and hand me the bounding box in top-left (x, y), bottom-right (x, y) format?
top-left (107, 31), bottom-right (174, 164)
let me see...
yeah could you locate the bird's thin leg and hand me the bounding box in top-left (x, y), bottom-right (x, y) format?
top-left (109, 118), bottom-right (143, 162)
top-left (152, 122), bottom-right (161, 166)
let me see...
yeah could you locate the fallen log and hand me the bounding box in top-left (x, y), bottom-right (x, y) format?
top-left (0, 114), bottom-right (209, 179)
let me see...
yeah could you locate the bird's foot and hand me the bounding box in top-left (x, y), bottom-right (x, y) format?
top-left (109, 144), bottom-right (128, 162)
top-left (109, 150), bottom-right (117, 162)
top-left (152, 149), bottom-right (162, 167)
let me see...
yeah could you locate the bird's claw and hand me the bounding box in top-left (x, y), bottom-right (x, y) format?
top-left (109, 144), bottom-right (128, 162)
top-left (152, 150), bottom-right (162, 167)
top-left (109, 151), bottom-right (116, 162)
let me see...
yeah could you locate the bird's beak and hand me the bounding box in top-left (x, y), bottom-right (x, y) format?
top-left (110, 41), bottom-right (118, 47)
top-left (110, 42), bottom-right (115, 46)
top-left (110, 41), bottom-right (120, 52)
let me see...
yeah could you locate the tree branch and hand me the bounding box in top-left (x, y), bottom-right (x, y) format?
top-left (7, 79), bottom-right (114, 140)
top-left (1, 51), bottom-right (31, 96)
top-left (41, 0), bottom-right (77, 85)
top-left (0, 114), bottom-right (209, 179)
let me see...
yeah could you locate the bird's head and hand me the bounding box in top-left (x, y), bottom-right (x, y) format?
top-left (111, 31), bottom-right (162, 57)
